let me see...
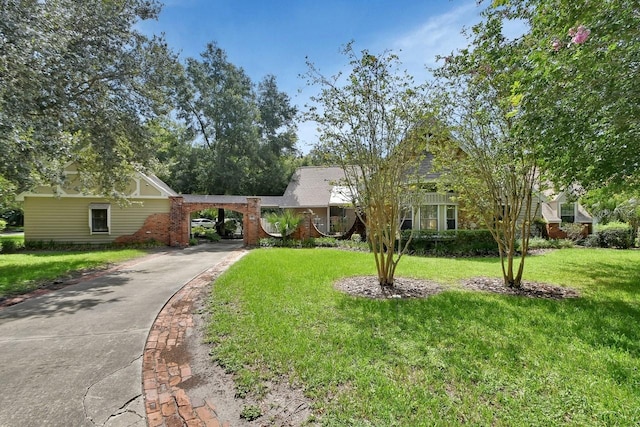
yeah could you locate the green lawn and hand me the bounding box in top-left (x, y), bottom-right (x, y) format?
top-left (0, 233), bottom-right (24, 251)
top-left (207, 248), bottom-right (640, 426)
top-left (0, 249), bottom-right (148, 297)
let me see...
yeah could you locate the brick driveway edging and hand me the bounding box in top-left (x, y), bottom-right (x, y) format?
top-left (142, 249), bottom-right (247, 427)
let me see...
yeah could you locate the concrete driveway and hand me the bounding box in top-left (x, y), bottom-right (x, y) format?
top-left (0, 241), bottom-right (243, 427)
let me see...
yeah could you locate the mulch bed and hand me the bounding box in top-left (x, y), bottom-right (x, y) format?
top-left (334, 275), bottom-right (580, 300)
top-left (334, 276), bottom-right (444, 299)
top-left (460, 277), bottom-right (580, 300)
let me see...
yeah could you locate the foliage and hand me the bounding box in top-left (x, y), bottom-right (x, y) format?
top-left (582, 186), bottom-right (640, 243)
top-left (402, 229), bottom-right (499, 256)
top-left (432, 15), bottom-right (540, 288)
top-left (526, 237), bottom-right (574, 250)
top-left (0, 249), bottom-right (146, 297)
top-left (560, 222), bottom-right (585, 242)
top-left (0, 239), bottom-right (17, 254)
top-left (0, 0), bottom-right (179, 196)
top-left (171, 43), bottom-right (298, 196)
top-left (207, 248), bottom-right (640, 425)
top-left (304, 42), bottom-right (431, 287)
top-left (265, 210), bottom-right (302, 240)
top-left (588, 222), bottom-right (634, 249)
top-left (312, 237), bottom-right (339, 247)
top-left (477, 0), bottom-right (640, 191)
top-left (0, 219), bottom-right (6, 232)
top-left (239, 405), bottom-right (261, 421)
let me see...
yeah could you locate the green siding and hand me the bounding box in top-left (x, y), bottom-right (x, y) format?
top-left (24, 197), bottom-right (170, 244)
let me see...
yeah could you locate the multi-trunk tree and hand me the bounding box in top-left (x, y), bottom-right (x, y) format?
top-left (304, 43), bottom-right (430, 288)
top-left (432, 7), bottom-right (540, 289)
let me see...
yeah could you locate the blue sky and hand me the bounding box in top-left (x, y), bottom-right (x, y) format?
top-left (140, 0), bottom-right (487, 151)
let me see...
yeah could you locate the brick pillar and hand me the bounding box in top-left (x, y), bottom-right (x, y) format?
top-left (245, 197), bottom-right (261, 246)
top-left (302, 209), bottom-right (314, 241)
top-left (169, 196), bottom-right (189, 247)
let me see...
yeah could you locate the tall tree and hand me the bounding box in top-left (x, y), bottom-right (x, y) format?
top-left (175, 44), bottom-right (298, 197)
top-left (177, 42), bottom-right (259, 195)
top-left (432, 7), bottom-right (540, 288)
top-left (478, 0), bottom-right (639, 191)
top-left (304, 43), bottom-right (429, 288)
top-left (253, 75), bottom-right (299, 195)
top-left (0, 0), bottom-right (178, 202)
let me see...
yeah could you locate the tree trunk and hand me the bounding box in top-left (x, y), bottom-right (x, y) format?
top-left (216, 208), bottom-right (225, 236)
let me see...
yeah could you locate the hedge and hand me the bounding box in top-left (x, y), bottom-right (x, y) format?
top-left (400, 229), bottom-right (499, 256)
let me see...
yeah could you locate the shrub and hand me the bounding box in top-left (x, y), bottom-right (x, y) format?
top-left (589, 221), bottom-right (633, 249)
top-left (351, 233), bottom-right (362, 243)
top-left (561, 222), bottom-right (585, 242)
top-left (189, 238), bottom-right (199, 246)
top-left (204, 229), bottom-right (221, 242)
top-left (400, 229), bottom-right (498, 256)
top-left (1, 239), bottom-right (17, 253)
top-left (314, 237), bottom-right (339, 247)
top-left (0, 219), bottom-right (6, 232)
top-left (526, 237), bottom-right (574, 250)
top-left (599, 228), bottom-right (632, 249)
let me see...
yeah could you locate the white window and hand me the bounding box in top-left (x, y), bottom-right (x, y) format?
top-left (89, 203), bottom-right (111, 234)
top-left (419, 205), bottom-right (438, 230)
top-left (560, 203), bottom-right (575, 223)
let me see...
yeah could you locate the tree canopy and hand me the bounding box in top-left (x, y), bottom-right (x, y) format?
top-left (171, 43), bottom-right (298, 196)
top-left (477, 0), bottom-right (639, 190)
top-left (0, 0), bottom-right (178, 203)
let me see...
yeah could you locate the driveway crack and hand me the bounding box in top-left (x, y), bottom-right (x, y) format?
top-left (83, 355), bottom-right (144, 426)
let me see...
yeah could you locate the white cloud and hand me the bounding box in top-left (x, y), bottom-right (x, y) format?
top-left (389, 1), bottom-right (481, 79)
top-left (295, 1), bottom-right (487, 154)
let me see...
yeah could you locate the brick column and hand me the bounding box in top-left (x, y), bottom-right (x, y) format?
top-left (169, 196), bottom-right (189, 247)
top-left (244, 197), bottom-right (261, 246)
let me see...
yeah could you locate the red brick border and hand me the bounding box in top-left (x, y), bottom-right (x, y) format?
top-left (143, 250), bottom-right (247, 427)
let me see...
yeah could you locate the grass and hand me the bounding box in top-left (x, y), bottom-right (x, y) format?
top-left (0, 233), bottom-right (25, 252)
top-left (0, 248), bottom-right (147, 297)
top-left (207, 248), bottom-right (640, 426)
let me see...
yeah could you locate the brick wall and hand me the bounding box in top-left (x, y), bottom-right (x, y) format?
top-left (114, 213), bottom-right (172, 245)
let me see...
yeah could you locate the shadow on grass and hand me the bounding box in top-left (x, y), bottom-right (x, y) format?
top-left (558, 258), bottom-right (640, 298)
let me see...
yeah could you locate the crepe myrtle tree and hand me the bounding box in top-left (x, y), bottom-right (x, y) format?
top-left (304, 42), bottom-right (431, 288)
top-left (432, 11), bottom-right (540, 289)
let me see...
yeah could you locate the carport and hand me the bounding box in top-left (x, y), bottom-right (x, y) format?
top-left (168, 195), bottom-right (263, 247)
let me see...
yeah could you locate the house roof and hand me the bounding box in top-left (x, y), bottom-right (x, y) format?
top-left (144, 172), bottom-right (178, 197)
top-left (413, 152), bottom-right (441, 181)
top-left (280, 166), bottom-right (348, 208)
top-left (15, 165), bottom-right (177, 200)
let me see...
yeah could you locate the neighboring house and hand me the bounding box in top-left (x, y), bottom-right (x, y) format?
top-left (540, 189), bottom-right (594, 238)
top-left (16, 163), bottom-right (178, 245)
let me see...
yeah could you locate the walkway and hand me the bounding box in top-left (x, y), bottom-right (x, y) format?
top-left (0, 241), bottom-right (243, 427)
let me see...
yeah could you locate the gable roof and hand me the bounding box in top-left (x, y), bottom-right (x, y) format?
top-left (280, 166), bottom-right (348, 208)
top-left (16, 165), bottom-right (177, 201)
